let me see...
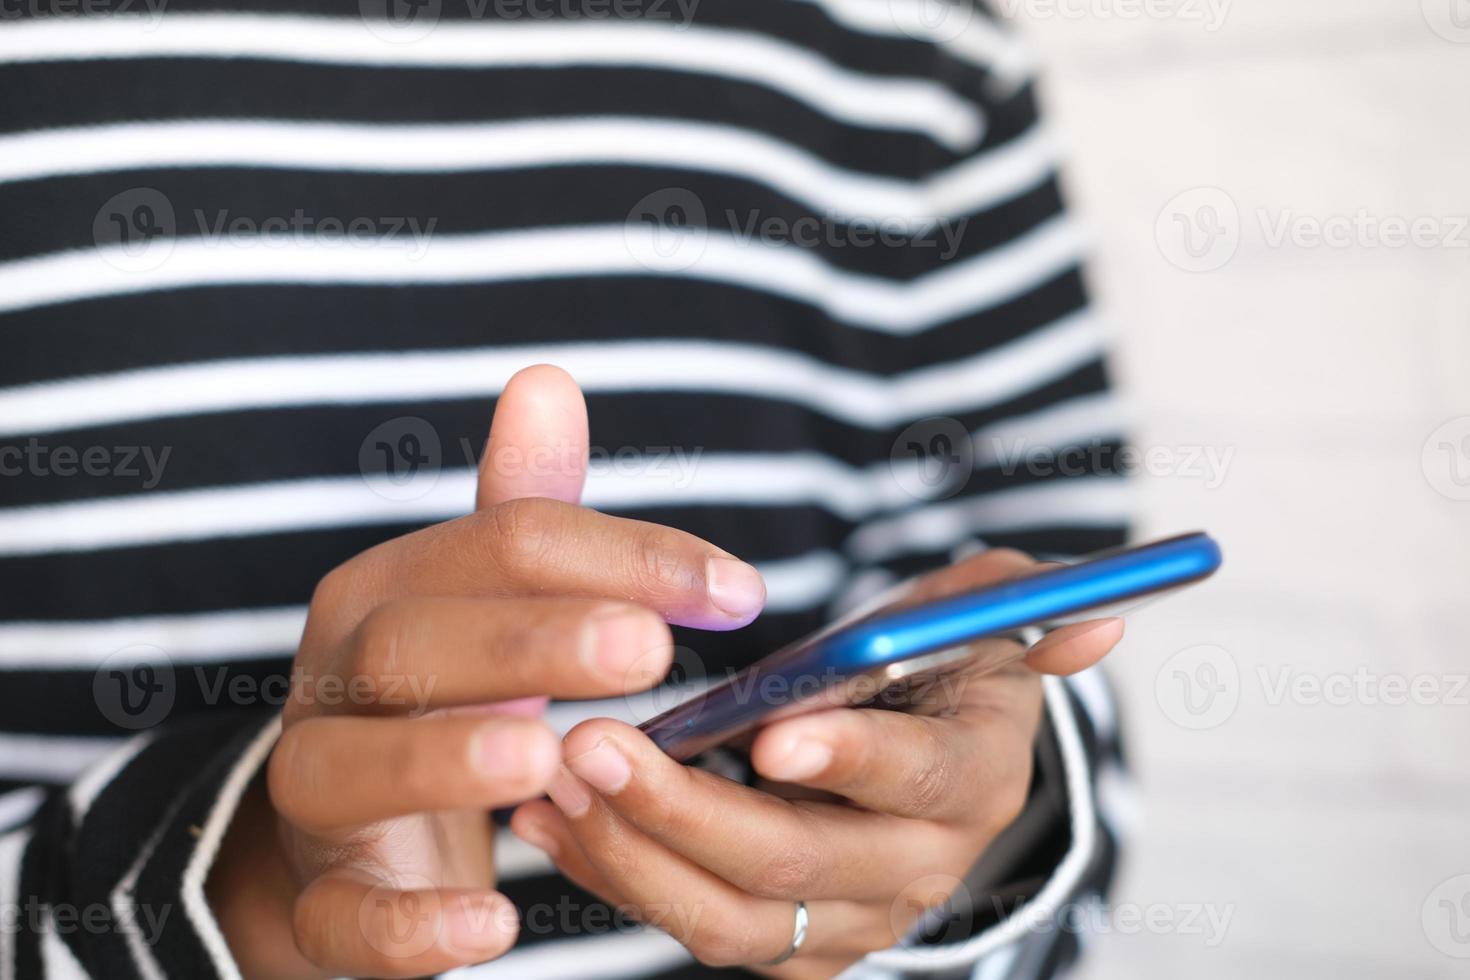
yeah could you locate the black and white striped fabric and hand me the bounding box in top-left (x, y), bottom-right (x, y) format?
top-left (0, 1), bottom-right (1130, 977)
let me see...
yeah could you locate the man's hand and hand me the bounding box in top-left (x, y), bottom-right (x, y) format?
top-left (509, 549), bottom-right (1124, 978)
top-left (207, 366), bottom-right (768, 979)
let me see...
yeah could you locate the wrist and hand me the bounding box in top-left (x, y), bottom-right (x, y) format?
top-left (206, 774), bottom-right (323, 980)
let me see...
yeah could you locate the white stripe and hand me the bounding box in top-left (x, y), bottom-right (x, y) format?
top-left (181, 717), bottom-right (282, 980)
top-left (0, 215), bottom-right (1084, 325)
top-left (448, 927), bottom-right (690, 980)
top-left (0, 790), bottom-right (43, 834)
top-left (972, 943), bottom-right (1021, 980)
top-left (0, 311), bottom-right (1101, 438)
top-left (797, 0), bottom-right (1035, 79)
top-left (0, 447), bottom-right (1006, 557)
top-left (0, 15), bottom-right (981, 150)
top-left (1063, 666), bottom-right (1117, 741)
top-left (848, 477), bottom-right (1131, 564)
top-left (0, 552), bottom-right (844, 669)
top-left (0, 734), bottom-right (124, 783)
top-left (0, 117), bottom-right (1052, 226)
top-left (68, 735), bottom-right (155, 822)
top-left (866, 675), bottom-right (1099, 969)
top-left (0, 466), bottom-right (1125, 567)
top-left (38, 905), bottom-right (91, 980)
top-left (0, 608), bottom-right (305, 670)
top-left (0, 829), bottom-right (32, 980)
top-left (757, 549), bottom-right (851, 612)
top-left (113, 792), bottom-right (182, 980)
top-left (971, 391), bottom-right (1126, 467)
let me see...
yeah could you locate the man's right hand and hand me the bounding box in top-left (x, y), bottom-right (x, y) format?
top-left (206, 366), bottom-right (767, 979)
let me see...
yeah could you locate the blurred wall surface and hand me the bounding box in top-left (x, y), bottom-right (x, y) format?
top-left (999, 1), bottom-right (1470, 977)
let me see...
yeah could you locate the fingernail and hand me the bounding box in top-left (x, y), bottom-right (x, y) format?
top-left (485, 696), bottom-right (550, 718)
top-left (705, 557), bottom-right (766, 620)
top-left (546, 766), bottom-right (593, 818)
top-left (442, 892), bottom-right (512, 954)
top-left (770, 737), bottom-right (832, 781)
top-left (584, 607), bottom-right (666, 687)
top-left (514, 821), bottom-right (559, 859)
top-left (567, 738), bottom-right (632, 795)
top-left (474, 723), bottom-right (555, 782)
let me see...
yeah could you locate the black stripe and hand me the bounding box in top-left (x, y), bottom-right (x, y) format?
top-left (0, 0), bottom-right (1010, 95)
top-left (0, 361), bottom-right (1113, 504)
top-left (0, 161), bottom-right (1064, 280)
top-left (61, 712), bottom-right (253, 978)
top-left (0, 267), bottom-right (1088, 388)
top-left (11, 812), bottom-right (45, 980)
top-left (128, 712), bottom-right (277, 980)
top-left (0, 62), bottom-right (948, 175)
top-left (0, 658), bottom-right (291, 738)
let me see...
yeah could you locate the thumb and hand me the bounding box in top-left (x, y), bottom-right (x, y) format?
top-left (478, 364), bottom-right (589, 509)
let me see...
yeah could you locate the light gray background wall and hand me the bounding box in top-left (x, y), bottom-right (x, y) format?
top-left (998, 2), bottom-right (1470, 977)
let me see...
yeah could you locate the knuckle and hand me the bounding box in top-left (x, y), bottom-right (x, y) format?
top-left (350, 601), bottom-right (415, 681)
top-left (985, 547), bottom-right (1034, 567)
top-left (690, 917), bottom-right (764, 968)
top-left (907, 726), bottom-right (956, 817)
top-left (484, 497), bottom-right (559, 573)
top-left (639, 767), bottom-right (705, 838)
top-left (308, 562), bottom-right (356, 618)
top-left (630, 525), bottom-right (691, 595)
top-left (748, 838), bottom-right (821, 899)
top-left (596, 825), bottom-right (646, 882)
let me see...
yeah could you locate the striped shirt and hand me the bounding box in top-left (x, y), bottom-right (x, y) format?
top-left (0, 1), bottom-right (1129, 977)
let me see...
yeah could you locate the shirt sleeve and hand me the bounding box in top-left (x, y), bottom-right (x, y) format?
top-left (0, 710), bottom-right (280, 980)
top-left (841, 673), bottom-right (1129, 980)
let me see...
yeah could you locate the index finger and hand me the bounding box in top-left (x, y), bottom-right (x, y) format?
top-left (303, 496), bottom-right (767, 650)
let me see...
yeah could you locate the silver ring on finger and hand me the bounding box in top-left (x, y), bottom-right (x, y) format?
top-left (761, 900), bottom-right (809, 967)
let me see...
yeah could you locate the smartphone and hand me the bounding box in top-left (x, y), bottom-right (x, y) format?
top-left (638, 532), bottom-right (1222, 761)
